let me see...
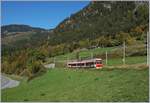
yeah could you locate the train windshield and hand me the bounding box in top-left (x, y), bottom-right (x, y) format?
top-left (95, 60), bottom-right (102, 64)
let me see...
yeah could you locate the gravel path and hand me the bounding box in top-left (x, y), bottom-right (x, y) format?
top-left (1, 74), bottom-right (20, 90)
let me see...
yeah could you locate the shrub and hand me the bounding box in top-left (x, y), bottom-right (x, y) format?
top-left (28, 60), bottom-right (46, 74)
top-left (26, 60), bottom-right (46, 81)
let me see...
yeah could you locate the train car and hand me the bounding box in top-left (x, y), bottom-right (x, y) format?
top-left (67, 58), bottom-right (103, 69)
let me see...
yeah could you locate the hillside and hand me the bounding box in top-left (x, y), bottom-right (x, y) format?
top-left (1, 24), bottom-right (46, 37)
top-left (2, 68), bottom-right (149, 102)
top-left (2, 1), bottom-right (148, 55)
top-left (1, 24), bottom-right (51, 56)
top-left (48, 1), bottom-right (148, 45)
top-left (1, 1), bottom-right (149, 78)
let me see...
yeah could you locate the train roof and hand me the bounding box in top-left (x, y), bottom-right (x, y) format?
top-left (67, 58), bottom-right (102, 64)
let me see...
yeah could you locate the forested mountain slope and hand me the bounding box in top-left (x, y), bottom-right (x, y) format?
top-left (48, 1), bottom-right (148, 45)
top-left (1, 24), bottom-right (51, 56)
top-left (1, 24), bottom-right (46, 37)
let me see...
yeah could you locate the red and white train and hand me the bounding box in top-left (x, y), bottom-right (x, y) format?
top-left (67, 58), bottom-right (103, 69)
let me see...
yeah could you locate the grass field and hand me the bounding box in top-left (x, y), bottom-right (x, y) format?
top-left (1, 68), bottom-right (149, 102)
top-left (107, 56), bottom-right (147, 66)
top-left (2, 46), bottom-right (148, 102)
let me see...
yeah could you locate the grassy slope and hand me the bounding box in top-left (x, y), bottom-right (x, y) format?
top-left (49, 47), bottom-right (115, 61)
top-left (2, 46), bottom-right (148, 101)
top-left (48, 46), bottom-right (146, 67)
top-left (107, 56), bottom-right (147, 66)
top-left (2, 68), bottom-right (149, 102)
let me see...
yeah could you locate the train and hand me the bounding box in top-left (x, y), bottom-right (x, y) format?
top-left (67, 58), bottom-right (103, 69)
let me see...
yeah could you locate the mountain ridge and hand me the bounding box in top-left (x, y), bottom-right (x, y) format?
top-left (1, 24), bottom-right (47, 38)
top-left (47, 1), bottom-right (148, 45)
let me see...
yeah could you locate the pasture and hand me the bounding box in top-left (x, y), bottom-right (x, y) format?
top-left (2, 46), bottom-right (148, 102)
top-left (1, 67), bottom-right (149, 102)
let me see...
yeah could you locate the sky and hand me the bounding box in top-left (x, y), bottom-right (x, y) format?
top-left (1, 1), bottom-right (90, 29)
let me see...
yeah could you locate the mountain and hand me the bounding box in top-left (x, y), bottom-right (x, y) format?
top-left (2, 1), bottom-right (149, 56)
top-left (2, 1), bottom-right (148, 51)
top-left (1, 24), bottom-right (50, 56)
top-left (48, 1), bottom-right (148, 45)
top-left (2, 1), bottom-right (149, 55)
top-left (1, 24), bottom-right (46, 37)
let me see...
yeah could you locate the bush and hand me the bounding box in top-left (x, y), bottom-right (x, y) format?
top-left (26, 60), bottom-right (46, 81)
top-left (28, 60), bottom-right (46, 74)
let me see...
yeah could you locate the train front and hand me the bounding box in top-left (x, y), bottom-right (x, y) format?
top-left (95, 58), bottom-right (103, 69)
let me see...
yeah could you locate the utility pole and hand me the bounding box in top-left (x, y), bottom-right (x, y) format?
top-left (53, 57), bottom-right (56, 68)
top-left (48, 35), bottom-right (50, 40)
top-left (47, 35), bottom-right (50, 46)
top-left (147, 32), bottom-right (149, 66)
top-left (106, 51), bottom-right (108, 66)
top-left (67, 56), bottom-right (69, 68)
top-left (91, 52), bottom-right (93, 59)
top-left (53, 57), bottom-right (55, 64)
top-left (67, 56), bottom-right (69, 63)
top-left (123, 41), bottom-right (126, 65)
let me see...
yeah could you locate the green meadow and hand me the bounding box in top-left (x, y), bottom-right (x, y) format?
top-left (2, 68), bottom-right (149, 102)
top-left (2, 46), bottom-right (148, 102)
